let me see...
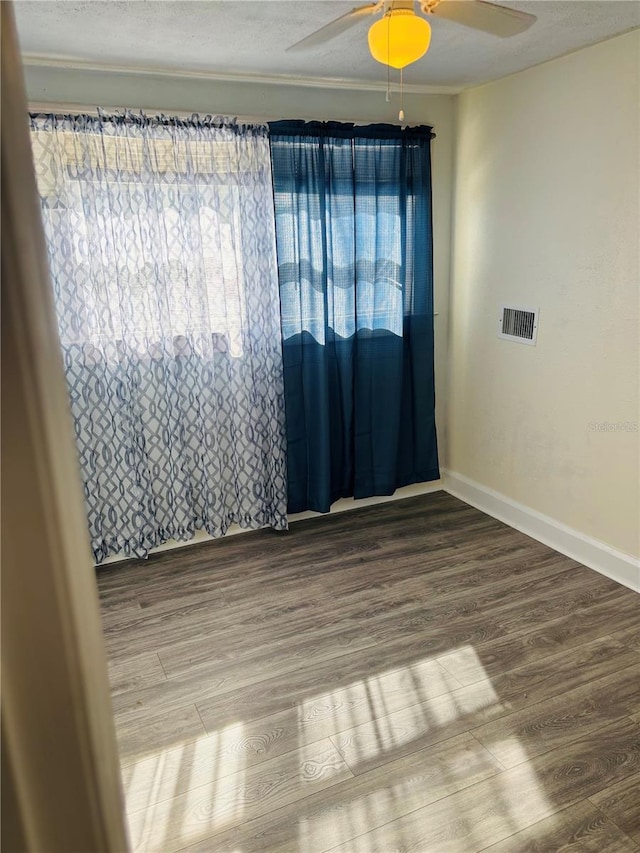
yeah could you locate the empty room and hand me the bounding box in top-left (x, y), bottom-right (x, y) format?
top-left (2, 0), bottom-right (639, 851)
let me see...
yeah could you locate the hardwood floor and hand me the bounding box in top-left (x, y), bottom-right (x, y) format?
top-left (97, 491), bottom-right (640, 853)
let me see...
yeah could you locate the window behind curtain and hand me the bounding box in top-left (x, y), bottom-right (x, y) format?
top-left (269, 121), bottom-right (439, 515)
top-left (273, 134), bottom-right (416, 343)
top-left (31, 119), bottom-right (269, 358)
top-left (30, 113), bottom-right (288, 563)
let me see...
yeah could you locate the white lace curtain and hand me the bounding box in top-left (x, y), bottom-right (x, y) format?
top-left (31, 112), bottom-right (288, 562)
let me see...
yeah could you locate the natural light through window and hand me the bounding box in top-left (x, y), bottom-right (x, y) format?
top-left (120, 647), bottom-right (553, 852)
top-left (123, 721), bottom-right (247, 851)
top-left (33, 128), bottom-right (251, 358)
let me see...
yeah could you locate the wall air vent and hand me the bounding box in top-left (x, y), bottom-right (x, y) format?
top-left (498, 304), bottom-right (539, 346)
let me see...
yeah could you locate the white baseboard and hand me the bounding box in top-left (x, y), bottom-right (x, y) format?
top-left (444, 470), bottom-right (640, 594)
top-left (100, 479), bottom-right (444, 566)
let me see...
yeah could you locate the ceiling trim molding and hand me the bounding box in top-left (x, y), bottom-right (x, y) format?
top-left (21, 54), bottom-right (462, 95)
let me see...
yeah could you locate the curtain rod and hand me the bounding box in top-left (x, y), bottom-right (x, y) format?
top-left (29, 101), bottom-right (280, 124)
top-left (27, 101), bottom-right (429, 130)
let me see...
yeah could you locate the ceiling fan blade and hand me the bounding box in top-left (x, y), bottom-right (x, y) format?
top-left (287, 2), bottom-right (383, 51)
top-left (427, 0), bottom-right (536, 37)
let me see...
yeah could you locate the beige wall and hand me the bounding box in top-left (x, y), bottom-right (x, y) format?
top-left (25, 65), bottom-right (455, 470)
top-left (448, 31), bottom-right (640, 557)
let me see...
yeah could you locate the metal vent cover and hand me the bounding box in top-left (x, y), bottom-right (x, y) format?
top-left (498, 304), bottom-right (539, 346)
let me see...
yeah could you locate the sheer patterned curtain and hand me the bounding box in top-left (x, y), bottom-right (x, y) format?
top-left (270, 121), bottom-right (439, 514)
top-left (30, 112), bottom-right (288, 563)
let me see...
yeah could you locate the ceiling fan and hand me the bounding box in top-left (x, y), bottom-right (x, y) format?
top-left (288, 0), bottom-right (537, 67)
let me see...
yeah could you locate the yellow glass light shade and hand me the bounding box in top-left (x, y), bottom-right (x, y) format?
top-left (368, 9), bottom-right (431, 69)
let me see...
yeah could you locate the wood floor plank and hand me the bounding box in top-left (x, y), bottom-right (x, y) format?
top-left (326, 716), bottom-right (640, 853)
top-left (327, 680), bottom-right (512, 774)
top-left (369, 571), bottom-right (627, 648)
top-left (107, 650), bottom-right (167, 695)
top-left (121, 712), bottom-right (305, 811)
top-left (175, 732), bottom-right (502, 853)
top-left (100, 491), bottom-right (458, 596)
top-left (458, 636), bottom-right (639, 711)
top-left (158, 624), bottom-right (379, 685)
top-left (101, 495), bottom-right (564, 632)
top-left (436, 595), bottom-right (640, 686)
top-left (113, 631), bottom-right (407, 727)
top-left (329, 642), bottom-right (638, 775)
top-left (612, 624), bottom-right (640, 654)
top-left (95, 492), bottom-right (640, 853)
top-left (472, 663), bottom-right (640, 769)
top-left (108, 532), bottom-right (531, 648)
top-left (102, 594), bottom-right (232, 657)
top-left (104, 543), bottom-right (463, 660)
top-left (129, 536), bottom-right (394, 621)
top-left (121, 721), bottom-right (358, 815)
top-left (161, 598), bottom-right (633, 739)
top-left (365, 561), bottom-right (599, 643)
top-left (126, 738), bottom-right (352, 852)
top-left (215, 534), bottom-right (569, 613)
top-left (116, 704), bottom-right (206, 765)
top-left (196, 657), bottom-right (460, 759)
top-left (116, 635), bottom-right (461, 730)
top-left (120, 657), bottom-right (467, 812)
top-left (491, 635), bottom-right (636, 697)
top-left (191, 632), bottom-right (493, 734)
top-left (490, 575), bottom-right (627, 637)
top-left (156, 550), bottom-right (575, 680)
top-left (589, 770), bottom-right (640, 846)
top-left (479, 800), bottom-right (639, 853)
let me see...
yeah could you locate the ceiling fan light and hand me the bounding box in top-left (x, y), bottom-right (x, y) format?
top-left (368, 9), bottom-right (431, 69)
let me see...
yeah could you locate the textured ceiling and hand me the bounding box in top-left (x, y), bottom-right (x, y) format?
top-left (15, 0), bottom-right (640, 89)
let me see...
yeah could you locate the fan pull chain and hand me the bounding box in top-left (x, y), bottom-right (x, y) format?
top-left (386, 12), bottom-right (392, 102)
top-left (399, 67), bottom-right (405, 123)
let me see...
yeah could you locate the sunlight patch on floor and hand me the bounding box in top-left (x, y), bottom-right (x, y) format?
top-left (299, 785), bottom-right (402, 853)
top-left (197, 721), bottom-right (247, 826)
top-left (297, 654), bottom-right (461, 744)
top-left (124, 721), bottom-right (247, 852)
top-left (295, 647), bottom-right (551, 853)
top-left (123, 647), bottom-right (552, 852)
